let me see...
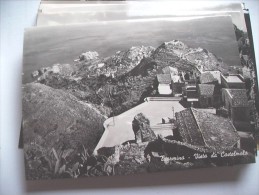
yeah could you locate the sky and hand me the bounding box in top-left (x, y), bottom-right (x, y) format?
top-left (23, 15), bottom-right (241, 83)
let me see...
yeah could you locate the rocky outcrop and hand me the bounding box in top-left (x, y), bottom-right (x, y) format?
top-left (152, 40), bottom-right (229, 73)
top-left (97, 142), bottom-right (150, 176)
top-left (69, 46), bottom-right (155, 80)
top-left (102, 46), bottom-right (155, 76)
top-left (132, 113), bottom-right (156, 143)
top-left (33, 63), bottom-right (78, 87)
top-left (79, 51), bottom-right (99, 61)
top-left (31, 70), bottom-right (39, 78)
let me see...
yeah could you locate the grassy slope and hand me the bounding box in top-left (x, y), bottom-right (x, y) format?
top-left (23, 83), bottom-right (106, 179)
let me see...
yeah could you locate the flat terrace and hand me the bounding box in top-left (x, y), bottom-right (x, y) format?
top-left (94, 99), bottom-right (185, 152)
top-left (225, 75), bottom-right (243, 83)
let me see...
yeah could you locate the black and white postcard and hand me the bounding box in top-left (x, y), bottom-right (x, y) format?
top-left (22, 15), bottom-right (257, 180)
top-left (34, 1), bottom-right (259, 148)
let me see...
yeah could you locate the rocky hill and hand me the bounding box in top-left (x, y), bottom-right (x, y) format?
top-left (23, 83), bottom-right (106, 179)
top-left (31, 40), bottom-right (228, 117)
top-left (72, 46), bottom-right (155, 79)
top-left (102, 46), bottom-right (155, 76)
top-left (152, 40), bottom-right (229, 73)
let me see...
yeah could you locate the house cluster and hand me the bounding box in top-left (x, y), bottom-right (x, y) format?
top-left (156, 65), bottom-right (252, 133)
top-left (135, 107), bottom-right (243, 155)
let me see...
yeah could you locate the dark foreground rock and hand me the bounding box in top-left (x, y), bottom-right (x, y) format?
top-left (132, 113), bottom-right (156, 143)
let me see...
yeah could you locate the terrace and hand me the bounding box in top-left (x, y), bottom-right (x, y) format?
top-left (94, 99), bottom-right (185, 152)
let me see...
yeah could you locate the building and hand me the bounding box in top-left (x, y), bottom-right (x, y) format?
top-left (198, 84), bottom-right (221, 108)
top-left (222, 88), bottom-right (250, 131)
top-left (198, 84), bottom-right (215, 108)
top-left (193, 66), bottom-right (222, 84)
top-left (157, 74), bottom-right (172, 95)
top-left (185, 85), bottom-right (199, 103)
top-left (199, 72), bottom-right (218, 84)
top-left (175, 108), bottom-right (240, 151)
top-left (238, 131), bottom-right (256, 154)
top-left (221, 74), bottom-right (246, 89)
top-left (171, 75), bottom-right (184, 96)
top-left (206, 70), bottom-right (222, 84)
top-left (193, 65), bottom-right (203, 78)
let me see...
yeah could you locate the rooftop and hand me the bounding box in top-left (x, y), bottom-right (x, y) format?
top-left (175, 108), bottom-right (205, 146)
top-left (175, 108), bottom-right (240, 151)
top-left (204, 71), bottom-right (222, 84)
top-left (198, 84), bottom-right (215, 96)
top-left (225, 75), bottom-right (243, 83)
top-left (157, 74), bottom-right (172, 84)
top-left (222, 74), bottom-right (244, 83)
top-left (200, 72), bottom-right (218, 84)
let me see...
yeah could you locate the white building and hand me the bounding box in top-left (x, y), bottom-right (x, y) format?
top-left (157, 74), bottom-right (172, 95)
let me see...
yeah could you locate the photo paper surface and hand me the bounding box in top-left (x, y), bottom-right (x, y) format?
top-left (22, 16), bottom-right (257, 180)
